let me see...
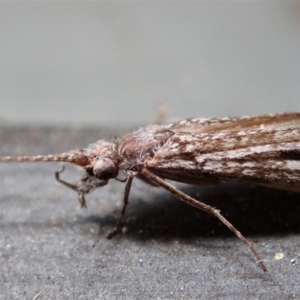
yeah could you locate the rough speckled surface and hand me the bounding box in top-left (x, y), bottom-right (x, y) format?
top-left (0, 125), bottom-right (300, 299)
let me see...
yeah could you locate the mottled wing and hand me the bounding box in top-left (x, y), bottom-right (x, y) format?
top-left (165, 112), bottom-right (300, 134)
top-left (146, 113), bottom-right (300, 190)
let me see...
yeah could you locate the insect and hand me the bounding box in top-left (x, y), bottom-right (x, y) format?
top-left (2, 113), bottom-right (300, 272)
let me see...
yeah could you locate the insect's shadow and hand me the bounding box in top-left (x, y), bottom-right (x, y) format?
top-left (84, 182), bottom-right (300, 241)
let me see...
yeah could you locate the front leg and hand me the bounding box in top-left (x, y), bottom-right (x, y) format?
top-left (55, 166), bottom-right (108, 208)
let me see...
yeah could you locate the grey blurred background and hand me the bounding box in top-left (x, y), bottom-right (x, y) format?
top-left (1, 1), bottom-right (300, 125)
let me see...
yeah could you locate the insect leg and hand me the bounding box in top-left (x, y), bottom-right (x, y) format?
top-left (106, 176), bottom-right (133, 239)
top-left (141, 168), bottom-right (267, 273)
top-left (55, 166), bottom-right (108, 208)
top-left (55, 166), bottom-right (78, 190)
top-left (55, 166), bottom-right (87, 208)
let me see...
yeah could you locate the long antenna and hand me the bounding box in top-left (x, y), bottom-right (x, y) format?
top-left (0, 150), bottom-right (91, 167)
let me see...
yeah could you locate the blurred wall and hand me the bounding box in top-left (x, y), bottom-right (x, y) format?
top-left (1, 2), bottom-right (300, 125)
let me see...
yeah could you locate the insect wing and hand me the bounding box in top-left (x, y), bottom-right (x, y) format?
top-left (146, 115), bottom-right (300, 188)
top-left (166, 112), bottom-right (300, 134)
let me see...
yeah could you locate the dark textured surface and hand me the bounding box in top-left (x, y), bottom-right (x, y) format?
top-left (0, 125), bottom-right (300, 299)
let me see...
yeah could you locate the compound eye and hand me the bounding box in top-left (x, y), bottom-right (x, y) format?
top-left (93, 158), bottom-right (118, 180)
